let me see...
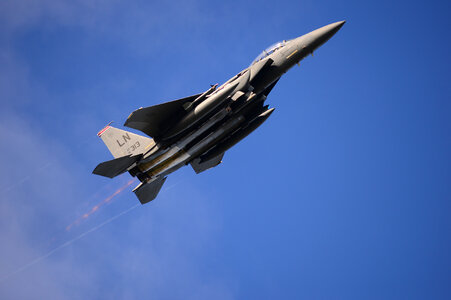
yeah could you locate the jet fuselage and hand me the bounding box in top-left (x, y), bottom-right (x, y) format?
top-left (93, 21), bottom-right (345, 204)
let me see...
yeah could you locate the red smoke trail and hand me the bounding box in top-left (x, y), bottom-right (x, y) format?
top-left (66, 179), bottom-right (136, 231)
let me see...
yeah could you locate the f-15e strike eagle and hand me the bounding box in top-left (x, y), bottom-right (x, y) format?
top-left (93, 21), bottom-right (345, 204)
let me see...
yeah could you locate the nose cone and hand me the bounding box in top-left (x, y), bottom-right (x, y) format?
top-left (293, 20), bottom-right (346, 54)
top-left (311, 20), bottom-right (345, 47)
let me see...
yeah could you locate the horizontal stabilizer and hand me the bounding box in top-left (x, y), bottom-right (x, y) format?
top-left (190, 152), bottom-right (224, 174)
top-left (133, 177), bottom-right (167, 204)
top-left (124, 93), bottom-right (201, 140)
top-left (93, 154), bottom-right (142, 178)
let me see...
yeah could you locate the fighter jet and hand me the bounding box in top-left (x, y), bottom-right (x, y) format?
top-left (93, 21), bottom-right (345, 204)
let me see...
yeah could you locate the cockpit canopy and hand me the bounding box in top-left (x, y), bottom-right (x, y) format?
top-left (251, 40), bottom-right (288, 65)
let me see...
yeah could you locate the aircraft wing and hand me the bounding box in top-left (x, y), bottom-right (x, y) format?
top-left (124, 93), bottom-right (201, 140)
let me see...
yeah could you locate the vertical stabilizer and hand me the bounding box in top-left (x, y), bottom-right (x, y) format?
top-left (97, 124), bottom-right (155, 158)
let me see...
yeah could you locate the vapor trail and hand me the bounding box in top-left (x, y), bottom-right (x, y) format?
top-left (1, 162), bottom-right (52, 195)
top-left (1, 176), bottom-right (184, 284)
top-left (0, 203), bottom-right (140, 284)
top-left (66, 178), bottom-right (136, 231)
top-left (1, 135), bottom-right (98, 196)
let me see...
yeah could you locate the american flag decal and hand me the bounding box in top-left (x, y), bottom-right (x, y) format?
top-left (97, 125), bottom-right (111, 137)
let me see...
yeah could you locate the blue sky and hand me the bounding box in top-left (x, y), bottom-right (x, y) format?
top-left (0, 0), bottom-right (450, 299)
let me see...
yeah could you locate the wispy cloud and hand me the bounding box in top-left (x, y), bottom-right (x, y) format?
top-left (0, 111), bottom-right (229, 299)
top-left (0, 113), bottom-right (102, 298)
top-left (1, 203), bottom-right (139, 284)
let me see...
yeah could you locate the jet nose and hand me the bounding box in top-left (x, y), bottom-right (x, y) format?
top-left (317, 20), bottom-right (345, 41)
top-left (295, 20), bottom-right (346, 54)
